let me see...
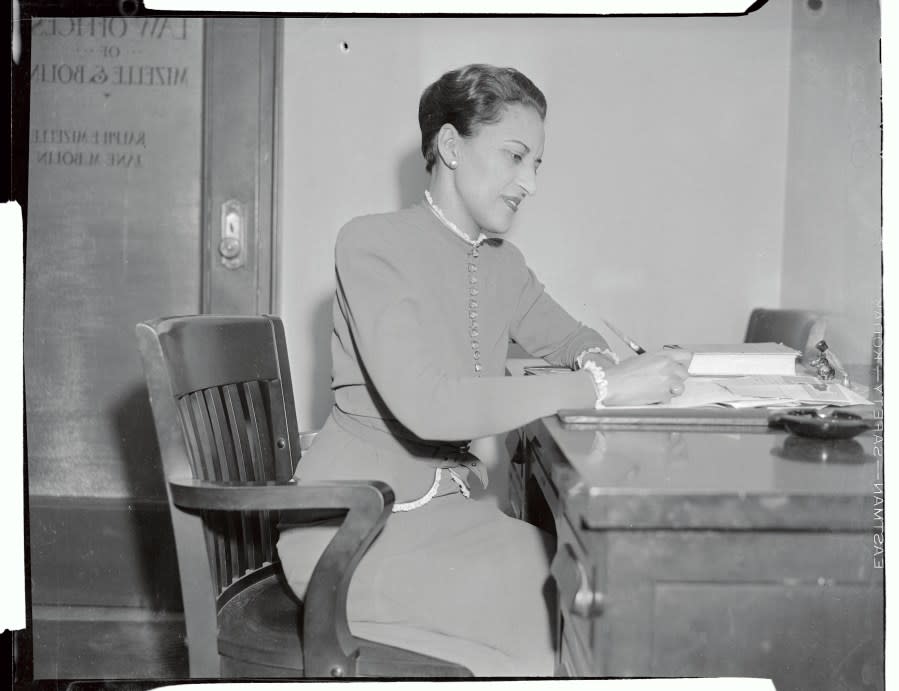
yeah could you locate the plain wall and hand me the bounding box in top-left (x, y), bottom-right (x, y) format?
top-left (278, 2), bottom-right (794, 430)
top-left (780, 0), bottom-right (882, 366)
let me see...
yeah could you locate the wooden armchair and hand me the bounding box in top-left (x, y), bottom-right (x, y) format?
top-left (136, 315), bottom-right (471, 678)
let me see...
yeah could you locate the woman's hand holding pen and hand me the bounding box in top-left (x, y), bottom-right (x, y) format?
top-left (602, 349), bottom-right (693, 406)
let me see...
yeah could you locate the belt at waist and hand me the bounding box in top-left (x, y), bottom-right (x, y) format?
top-left (330, 405), bottom-right (488, 489)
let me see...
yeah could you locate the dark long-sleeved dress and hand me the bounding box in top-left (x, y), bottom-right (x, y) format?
top-left (277, 201), bottom-right (613, 676)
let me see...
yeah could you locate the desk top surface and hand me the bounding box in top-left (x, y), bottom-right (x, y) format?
top-left (528, 416), bottom-right (882, 530)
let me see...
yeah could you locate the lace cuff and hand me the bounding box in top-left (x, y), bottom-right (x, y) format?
top-left (581, 360), bottom-right (609, 409)
top-left (392, 469), bottom-right (443, 512)
top-left (576, 346), bottom-right (620, 369)
top-left (391, 467), bottom-right (472, 512)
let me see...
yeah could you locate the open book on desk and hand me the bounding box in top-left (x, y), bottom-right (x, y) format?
top-left (558, 375), bottom-right (873, 426)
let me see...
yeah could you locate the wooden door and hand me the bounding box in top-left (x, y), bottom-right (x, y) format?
top-left (22, 13), bottom-right (279, 679)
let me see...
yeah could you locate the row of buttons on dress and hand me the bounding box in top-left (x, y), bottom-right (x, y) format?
top-left (468, 244), bottom-right (481, 375)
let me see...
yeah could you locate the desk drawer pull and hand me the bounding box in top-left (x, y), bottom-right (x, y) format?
top-left (551, 542), bottom-right (604, 618)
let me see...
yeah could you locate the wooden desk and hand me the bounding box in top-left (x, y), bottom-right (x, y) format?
top-left (509, 417), bottom-right (884, 689)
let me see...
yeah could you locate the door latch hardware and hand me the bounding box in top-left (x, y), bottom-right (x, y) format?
top-left (219, 199), bottom-right (246, 269)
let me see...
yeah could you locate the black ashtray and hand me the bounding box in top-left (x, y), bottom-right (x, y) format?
top-left (770, 409), bottom-right (872, 440)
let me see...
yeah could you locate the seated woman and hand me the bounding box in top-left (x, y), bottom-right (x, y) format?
top-left (277, 63), bottom-right (691, 677)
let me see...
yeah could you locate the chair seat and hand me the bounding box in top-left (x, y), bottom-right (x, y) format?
top-left (218, 572), bottom-right (305, 675)
top-left (216, 570), bottom-right (473, 678)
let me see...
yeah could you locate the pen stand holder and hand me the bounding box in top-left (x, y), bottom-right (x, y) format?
top-left (807, 340), bottom-right (850, 386)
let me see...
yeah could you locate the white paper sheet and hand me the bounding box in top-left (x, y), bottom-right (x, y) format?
top-left (612, 375), bottom-right (872, 410)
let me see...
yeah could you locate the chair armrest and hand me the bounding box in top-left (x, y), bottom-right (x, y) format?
top-left (168, 477), bottom-right (397, 678)
top-left (168, 477), bottom-right (392, 513)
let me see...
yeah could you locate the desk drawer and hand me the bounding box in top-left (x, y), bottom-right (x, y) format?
top-left (649, 581), bottom-right (882, 687)
top-left (527, 435), bottom-right (559, 515)
top-left (551, 511), bottom-right (601, 674)
top-left (598, 529), bottom-right (882, 686)
top-left (605, 530), bottom-right (875, 585)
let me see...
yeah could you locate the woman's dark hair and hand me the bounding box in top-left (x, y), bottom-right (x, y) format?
top-left (418, 64), bottom-right (547, 173)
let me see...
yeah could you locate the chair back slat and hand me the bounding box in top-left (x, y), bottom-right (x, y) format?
top-left (202, 522), bottom-right (217, 587)
top-left (207, 511), bottom-right (231, 592)
top-left (239, 511), bottom-right (257, 573)
top-left (243, 380), bottom-right (275, 482)
top-left (259, 510), bottom-right (274, 564)
top-left (177, 396), bottom-right (203, 479)
top-left (226, 512), bottom-right (247, 580)
top-left (204, 387), bottom-right (239, 482)
top-left (187, 391), bottom-right (220, 481)
top-left (222, 384), bottom-right (252, 482)
top-left (137, 315), bottom-right (302, 610)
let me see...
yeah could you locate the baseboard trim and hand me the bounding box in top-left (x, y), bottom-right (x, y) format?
top-left (32, 605), bottom-right (185, 623)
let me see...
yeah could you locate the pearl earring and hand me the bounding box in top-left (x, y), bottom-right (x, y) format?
top-left (449, 160), bottom-right (458, 169)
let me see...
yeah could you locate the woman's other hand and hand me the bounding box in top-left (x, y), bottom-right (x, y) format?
top-left (602, 349), bottom-right (693, 406)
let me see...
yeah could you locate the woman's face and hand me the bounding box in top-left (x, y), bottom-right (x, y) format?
top-left (454, 104), bottom-right (545, 234)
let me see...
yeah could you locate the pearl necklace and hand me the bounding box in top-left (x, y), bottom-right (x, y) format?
top-left (424, 190), bottom-right (487, 247)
